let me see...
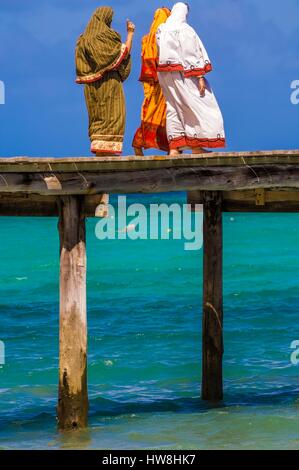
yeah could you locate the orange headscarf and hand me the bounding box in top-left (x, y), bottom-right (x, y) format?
top-left (139, 7), bottom-right (171, 82)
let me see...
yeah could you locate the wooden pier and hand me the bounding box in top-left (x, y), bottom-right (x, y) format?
top-left (1, 149), bottom-right (299, 430)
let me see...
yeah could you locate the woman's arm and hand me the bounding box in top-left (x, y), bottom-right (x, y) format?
top-left (125, 20), bottom-right (136, 53)
top-left (199, 76), bottom-right (206, 97)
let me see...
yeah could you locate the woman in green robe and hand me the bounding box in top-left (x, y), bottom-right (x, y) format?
top-left (76, 7), bottom-right (135, 155)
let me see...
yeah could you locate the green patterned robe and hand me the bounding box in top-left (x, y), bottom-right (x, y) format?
top-left (76, 7), bottom-right (131, 155)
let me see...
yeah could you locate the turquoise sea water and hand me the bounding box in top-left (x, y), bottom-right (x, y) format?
top-left (0, 194), bottom-right (299, 450)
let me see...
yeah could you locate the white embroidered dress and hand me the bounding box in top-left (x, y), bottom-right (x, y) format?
top-left (156, 2), bottom-right (225, 150)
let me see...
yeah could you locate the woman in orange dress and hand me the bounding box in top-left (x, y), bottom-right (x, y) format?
top-left (132, 7), bottom-right (171, 155)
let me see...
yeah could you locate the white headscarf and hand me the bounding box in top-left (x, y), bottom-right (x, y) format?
top-left (163, 2), bottom-right (188, 30)
top-left (156, 2), bottom-right (212, 77)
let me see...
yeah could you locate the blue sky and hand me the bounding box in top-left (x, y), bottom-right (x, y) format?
top-left (0, 0), bottom-right (298, 156)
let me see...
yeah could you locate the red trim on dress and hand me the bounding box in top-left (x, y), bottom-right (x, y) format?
top-left (110, 46), bottom-right (129, 72)
top-left (169, 136), bottom-right (187, 150)
top-left (91, 149), bottom-right (122, 155)
top-left (184, 63), bottom-right (213, 78)
top-left (169, 135), bottom-right (225, 150)
top-left (186, 136), bottom-right (226, 149)
top-left (157, 63), bottom-right (184, 73)
top-left (76, 46), bottom-right (129, 84)
top-left (157, 62), bottom-right (213, 77)
top-left (76, 72), bottom-right (103, 84)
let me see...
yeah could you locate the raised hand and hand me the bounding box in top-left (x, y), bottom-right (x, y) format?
top-left (127, 19), bottom-right (136, 33)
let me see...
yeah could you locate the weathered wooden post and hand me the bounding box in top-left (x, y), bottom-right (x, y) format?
top-left (57, 195), bottom-right (88, 430)
top-left (202, 191), bottom-right (223, 401)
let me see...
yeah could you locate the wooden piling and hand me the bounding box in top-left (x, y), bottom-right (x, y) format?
top-left (202, 191), bottom-right (223, 401)
top-left (57, 195), bottom-right (88, 430)
top-left (1, 151), bottom-right (299, 419)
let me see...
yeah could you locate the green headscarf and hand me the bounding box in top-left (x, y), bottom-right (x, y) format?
top-left (76, 6), bottom-right (127, 83)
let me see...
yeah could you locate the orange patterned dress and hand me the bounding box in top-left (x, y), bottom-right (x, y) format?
top-left (132, 8), bottom-right (170, 153)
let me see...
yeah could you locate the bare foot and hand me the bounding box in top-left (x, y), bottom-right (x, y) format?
top-left (192, 147), bottom-right (212, 154)
top-left (169, 149), bottom-right (180, 157)
top-left (134, 147), bottom-right (144, 156)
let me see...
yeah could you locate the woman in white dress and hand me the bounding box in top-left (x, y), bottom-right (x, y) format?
top-left (156, 2), bottom-right (225, 156)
